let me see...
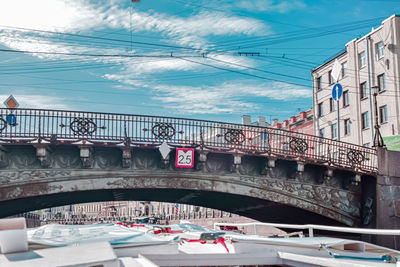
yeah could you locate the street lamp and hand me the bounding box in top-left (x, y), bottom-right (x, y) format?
top-left (372, 86), bottom-right (385, 147)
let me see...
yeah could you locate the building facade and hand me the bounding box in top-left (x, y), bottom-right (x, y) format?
top-left (40, 201), bottom-right (222, 222)
top-left (312, 15), bottom-right (400, 147)
top-left (270, 108), bottom-right (314, 135)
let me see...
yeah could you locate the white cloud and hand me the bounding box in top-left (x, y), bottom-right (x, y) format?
top-left (107, 9), bottom-right (270, 49)
top-left (150, 81), bottom-right (311, 114)
top-left (235, 0), bottom-right (306, 13)
top-left (0, 0), bottom-right (107, 32)
top-left (0, 0), bottom-right (270, 78)
top-left (0, 94), bottom-right (70, 110)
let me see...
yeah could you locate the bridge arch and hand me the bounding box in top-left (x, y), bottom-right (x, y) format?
top-left (0, 145), bottom-right (366, 226)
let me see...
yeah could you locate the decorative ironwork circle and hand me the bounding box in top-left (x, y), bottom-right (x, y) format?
top-left (0, 118), bottom-right (6, 133)
top-left (70, 118), bottom-right (97, 135)
top-left (347, 149), bottom-right (365, 165)
top-left (289, 137), bottom-right (308, 154)
top-left (224, 129), bottom-right (246, 145)
top-left (152, 123), bottom-right (176, 139)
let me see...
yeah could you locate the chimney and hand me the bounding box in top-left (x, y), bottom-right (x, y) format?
top-left (241, 115), bottom-right (251, 125)
top-left (257, 116), bottom-right (266, 126)
top-left (300, 112), bottom-right (306, 119)
top-left (276, 123), bottom-right (282, 129)
top-left (272, 118), bottom-right (278, 126)
top-left (283, 120), bottom-right (289, 127)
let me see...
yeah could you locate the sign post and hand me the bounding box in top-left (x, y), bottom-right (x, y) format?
top-left (332, 83), bottom-right (343, 141)
top-left (3, 95), bottom-right (19, 127)
top-left (331, 59), bottom-right (343, 141)
top-left (175, 148), bottom-right (194, 168)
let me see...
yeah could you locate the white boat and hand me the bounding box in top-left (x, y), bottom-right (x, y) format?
top-left (1, 218), bottom-right (400, 266)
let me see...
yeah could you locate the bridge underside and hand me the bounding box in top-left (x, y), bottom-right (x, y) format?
top-left (0, 188), bottom-right (343, 226)
top-left (0, 145), bottom-right (374, 227)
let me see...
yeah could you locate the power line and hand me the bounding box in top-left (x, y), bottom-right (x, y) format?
top-left (0, 25), bottom-right (204, 52)
top-left (206, 56), bottom-right (311, 82)
top-left (176, 56), bottom-right (310, 87)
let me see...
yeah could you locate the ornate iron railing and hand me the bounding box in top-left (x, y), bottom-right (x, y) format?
top-left (0, 108), bottom-right (377, 173)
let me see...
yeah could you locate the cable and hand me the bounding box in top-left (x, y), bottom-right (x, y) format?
top-left (0, 25), bottom-right (204, 52)
top-left (206, 56), bottom-right (311, 82)
top-left (176, 56), bottom-right (310, 88)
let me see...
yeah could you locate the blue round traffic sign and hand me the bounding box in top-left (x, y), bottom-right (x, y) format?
top-left (7, 114), bottom-right (16, 126)
top-left (332, 83), bottom-right (343, 101)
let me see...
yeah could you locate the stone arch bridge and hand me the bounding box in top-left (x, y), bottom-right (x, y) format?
top-left (0, 108), bottom-right (378, 227)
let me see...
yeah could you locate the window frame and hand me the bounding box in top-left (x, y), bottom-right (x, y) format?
top-left (377, 73), bottom-right (386, 92)
top-left (318, 102), bottom-right (324, 117)
top-left (343, 90), bottom-right (349, 107)
top-left (328, 70), bottom-right (333, 85)
top-left (316, 77), bottom-right (322, 91)
top-left (331, 123), bottom-right (337, 139)
top-left (329, 97), bottom-right (336, 112)
top-left (341, 62), bottom-right (347, 78)
top-left (319, 128), bottom-right (325, 138)
top-left (359, 51), bottom-right (366, 69)
top-left (360, 82), bottom-right (367, 99)
top-left (379, 105), bottom-right (388, 124)
top-left (377, 42), bottom-right (384, 59)
top-left (362, 111), bottom-right (370, 129)
top-left (344, 119), bottom-right (351, 135)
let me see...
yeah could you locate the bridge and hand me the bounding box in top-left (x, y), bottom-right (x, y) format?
top-left (1, 108), bottom-right (398, 247)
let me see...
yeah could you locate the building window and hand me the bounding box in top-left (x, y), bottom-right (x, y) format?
top-left (378, 73), bottom-right (385, 92)
top-left (360, 82), bottom-right (367, 99)
top-left (328, 70), bottom-right (333, 85)
top-left (362, 111), bottom-right (369, 129)
top-left (377, 42), bottom-right (384, 59)
top-left (343, 91), bottom-right (349, 107)
top-left (342, 62), bottom-right (347, 77)
top-left (318, 102), bottom-right (324, 117)
top-left (316, 77), bottom-right (322, 90)
top-left (319, 128), bottom-right (325, 138)
top-left (379, 105), bottom-right (388, 123)
top-left (344, 119), bottom-right (351, 135)
top-left (359, 51), bottom-right (366, 69)
top-left (329, 98), bottom-right (336, 112)
top-left (331, 123), bottom-right (337, 139)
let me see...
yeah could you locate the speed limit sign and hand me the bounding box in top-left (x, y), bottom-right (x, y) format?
top-left (175, 148), bottom-right (194, 168)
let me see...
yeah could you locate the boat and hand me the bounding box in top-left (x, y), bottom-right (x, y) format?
top-left (1, 218), bottom-right (400, 266)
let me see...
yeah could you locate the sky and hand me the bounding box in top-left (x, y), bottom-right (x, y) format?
top-left (0, 0), bottom-right (399, 124)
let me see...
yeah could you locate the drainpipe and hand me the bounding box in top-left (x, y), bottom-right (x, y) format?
top-left (312, 73), bottom-right (317, 137)
top-left (366, 36), bottom-right (375, 142)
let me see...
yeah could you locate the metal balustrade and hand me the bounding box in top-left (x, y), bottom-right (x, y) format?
top-left (0, 108), bottom-right (377, 173)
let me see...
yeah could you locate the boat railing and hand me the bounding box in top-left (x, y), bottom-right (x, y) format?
top-left (214, 222), bottom-right (400, 237)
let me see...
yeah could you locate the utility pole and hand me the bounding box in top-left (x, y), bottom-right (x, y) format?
top-left (372, 86), bottom-right (385, 147)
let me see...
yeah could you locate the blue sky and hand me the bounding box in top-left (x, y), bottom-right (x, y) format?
top-left (0, 0), bottom-right (399, 124)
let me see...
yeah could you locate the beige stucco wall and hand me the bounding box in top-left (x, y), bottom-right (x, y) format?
top-left (312, 15), bottom-right (400, 146)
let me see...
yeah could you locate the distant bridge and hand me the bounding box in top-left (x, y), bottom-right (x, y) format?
top-left (0, 108), bottom-right (378, 227)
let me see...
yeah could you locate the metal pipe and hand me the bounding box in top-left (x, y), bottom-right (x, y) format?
top-left (366, 36), bottom-right (375, 143)
top-left (214, 222), bottom-right (400, 235)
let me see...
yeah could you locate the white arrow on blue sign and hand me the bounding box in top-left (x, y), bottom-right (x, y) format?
top-left (332, 83), bottom-right (343, 101)
top-left (7, 114), bottom-right (16, 126)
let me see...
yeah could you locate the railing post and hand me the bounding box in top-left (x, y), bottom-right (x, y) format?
top-left (308, 227), bottom-right (314, 237)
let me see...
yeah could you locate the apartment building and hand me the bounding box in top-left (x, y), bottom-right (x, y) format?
top-left (271, 108), bottom-right (314, 135)
top-left (312, 15), bottom-right (400, 147)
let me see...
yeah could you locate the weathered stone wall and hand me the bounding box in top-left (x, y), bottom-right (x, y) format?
top-left (376, 147), bottom-right (400, 249)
